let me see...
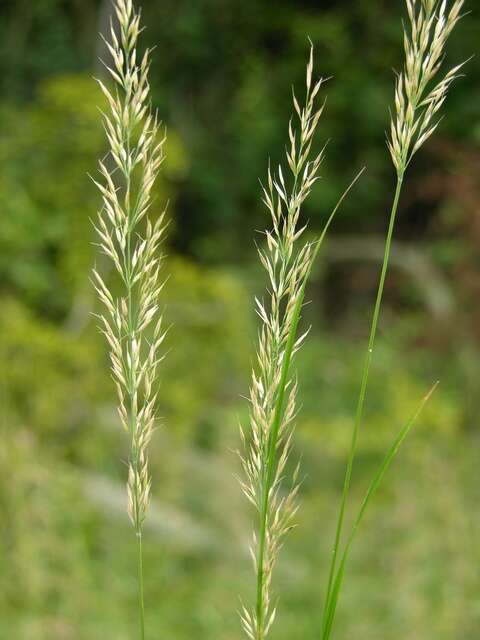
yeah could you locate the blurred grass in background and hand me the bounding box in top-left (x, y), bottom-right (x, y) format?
top-left (0, 1), bottom-right (479, 638)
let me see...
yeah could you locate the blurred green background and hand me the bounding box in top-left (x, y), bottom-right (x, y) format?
top-left (0, 1), bottom-right (479, 638)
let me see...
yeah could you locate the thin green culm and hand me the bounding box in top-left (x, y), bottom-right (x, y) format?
top-left (321, 1), bottom-right (466, 637)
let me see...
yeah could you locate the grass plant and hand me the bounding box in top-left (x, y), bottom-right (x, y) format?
top-left (91, 1), bottom-right (168, 638)
top-left (240, 2), bottom-right (467, 639)
top-left (238, 47), bottom-right (363, 640)
top-left (89, 1), bottom-right (467, 639)
top-left (321, 2), bottom-right (466, 636)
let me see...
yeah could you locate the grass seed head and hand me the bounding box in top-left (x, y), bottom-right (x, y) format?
top-left (388, 0), bottom-right (466, 175)
top-left (239, 44), bottom-right (325, 640)
top-left (93, 0), bottom-right (167, 532)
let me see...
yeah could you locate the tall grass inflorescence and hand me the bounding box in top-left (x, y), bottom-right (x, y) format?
top-left (239, 48), bottom-right (364, 640)
top-left (238, 48), bottom-right (326, 640)
top-left (91, 1), bottom-right (167, 637)
top-left (320, 1), bottom-right (466, 638)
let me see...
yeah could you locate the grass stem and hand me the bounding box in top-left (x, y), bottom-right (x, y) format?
top-left (137, 530), bottom-right (146, 640)
top-left (253, 169), bottom-right (365, 640)
top-left (321, 382), bottom-right (438, 639)
top-left (321, 175), bottom-right (404, 636)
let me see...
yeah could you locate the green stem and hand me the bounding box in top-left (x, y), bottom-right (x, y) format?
top-left (255, 271), bottom-right (304, 639)
top-left (124, 137), bottom-right (144, 640)
top-left (254, 170), bottom-right (364, 639)
top-left (321, 174), bottom-right (404, 636)
top-left (321, 381), bottom-right (438, 640)
top-left (137, 530), bottom-right (146, 640)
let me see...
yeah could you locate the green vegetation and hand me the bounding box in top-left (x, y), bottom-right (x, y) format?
top-left (0, 1), bottom-right (479, 639)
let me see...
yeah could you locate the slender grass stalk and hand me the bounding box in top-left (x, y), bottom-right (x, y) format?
top-left (320, 1), bottom-right (466, 637)
top-left (251, 169), bottom-right (363, 640)
top-left (238, 46), bottom-right (365, 640)
top-left (321, 382), bottom-right (439, 639)
top-left (320, 176), bottom-right (403, 626)
top-left (91, 1), bottom-right (167, 638)
top-left (137, 532), bottom-right (145, 639)
top-left (238, 47), bottom-right (328, 640)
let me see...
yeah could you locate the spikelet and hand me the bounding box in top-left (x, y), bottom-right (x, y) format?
top-left (92, 0), bottom-right (167, 532)
top-left (239, 46), bottom-right (326, 640)
top-left (388, 0), bottom-right (466, 175)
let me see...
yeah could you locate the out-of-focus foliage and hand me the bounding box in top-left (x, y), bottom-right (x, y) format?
top-left (2, 339), bottom-right (479, 640)
top-left (0, 75), bottom-right (102, 315)
top-left (0, 1), bottom-right (479, 639)
top-left (1, 0), bottom-right (479, 259)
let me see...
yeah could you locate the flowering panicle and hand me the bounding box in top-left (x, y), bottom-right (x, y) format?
top-left (92, 0), bottom-right (167, 533)
top-left (388, 0), bottom-right (466, 175)
top-left (239, 46), bottom-right (326, 640)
